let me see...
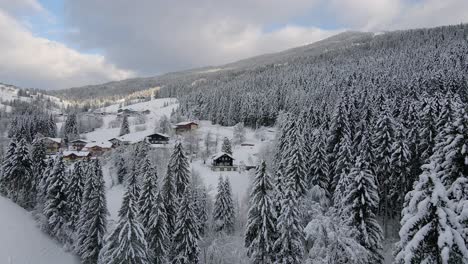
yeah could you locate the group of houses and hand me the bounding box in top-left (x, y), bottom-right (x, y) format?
top-left (40, 120), bottom-right (200, 163)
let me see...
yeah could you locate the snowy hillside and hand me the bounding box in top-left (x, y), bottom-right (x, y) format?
top-left (0, 197), bottom-right (78, 264)
top-left (81, 97), bottom-right (275, 221)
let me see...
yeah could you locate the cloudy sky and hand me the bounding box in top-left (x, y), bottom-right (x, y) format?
top-left (1, 0), bottom-right (467, 90)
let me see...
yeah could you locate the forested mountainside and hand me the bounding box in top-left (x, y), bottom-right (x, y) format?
top-left (168, 24), bottom-right (468, 127)
top-left (49, 31), bottom-right (373, 104)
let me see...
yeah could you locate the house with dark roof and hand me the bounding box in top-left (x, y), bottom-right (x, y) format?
top-left (211, 152), bottom-right (237, 171)
top-left (146, 133), bottom-right (170, 144)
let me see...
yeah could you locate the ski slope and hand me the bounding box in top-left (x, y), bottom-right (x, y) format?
top-left (0, 197), bottom-right (79, 264)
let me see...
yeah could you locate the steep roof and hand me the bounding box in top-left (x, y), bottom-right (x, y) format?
top-left (175, 121), bottom-right (198, 126)
top-left (45, 137), bottom-right (62, 144)
top-left (212, 152), bottom-right (234, 161)
top-left (63, 151), bottom-right (90, 157)
top-left (84, 141), bottom-right (113, 149)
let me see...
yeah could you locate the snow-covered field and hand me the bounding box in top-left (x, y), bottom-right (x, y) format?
top-left (0, 197), bottom-right (79, 264)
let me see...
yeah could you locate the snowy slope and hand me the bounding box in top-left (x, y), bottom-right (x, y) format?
top-left (0, 197), bottom-right (79, 264)
top-left (84, 98), bottom-right (178, 142)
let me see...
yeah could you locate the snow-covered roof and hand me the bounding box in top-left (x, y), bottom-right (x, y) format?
top-left (84, 141), bottom-right (113, 149)
top-left (146, 132), bottom-right (170, 138)
top-left (175, 121), bottom-right (198, 126)
top-left (212, 152), bottom-right (234, 160)
top-left (45, 137), bottom-right (62, 143)
top-left (63, 151), bottom-right (90, 157)
top-left (70, 139), bottom-right (90, 143)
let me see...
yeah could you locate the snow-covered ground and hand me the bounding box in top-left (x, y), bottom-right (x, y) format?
top-left (0, 197), bottom-right (79, 264)
top-left (84, 98), bottom-right (275, 221)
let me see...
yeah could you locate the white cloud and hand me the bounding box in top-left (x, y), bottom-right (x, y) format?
top-left (63, 0), bottom-right (335, 75)
top-left (0, 8), bottom-right (134, 90)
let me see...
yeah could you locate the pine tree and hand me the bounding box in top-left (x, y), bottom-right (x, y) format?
top-left (394, 163), bottom-right (468, 264)
top-left (0, 139), bottom-right (17, 196)
top-left (43, 154), bottom-right (69, 241)
top-left (245, 161), bottom-right (277, 264)
top-left (30, 136), bottom-right (47, 206)
top-left (309, 131), bottom-right (330, 208)
top-left (67, 161), bottom-right (85, 235)
top-left (99, 172), bottom-right (150, 264)
top-left (221, 137), bottom-right (233, 155)
top-left (436, 106), bottom-right (468, 187)
top-left (343, 155), bottom-right (384, 264)
top-left (273, 176), bottom-right (304, 264)
top-left (170, 142), bottom-right (191, 198)
top-left (162, 163), bottom-right (177, 239)
top-left (147, 193), bottom-right (168, 264)
top-left (448, 176), bottom-right (468, 246)
top-left (213, 176), bottom-right (235, 234)
top-left (389, 125), bottom-right (411, 215)
top-left (63, 113), bottom-right (79, 142)
top-left (138, 157), bottom-right (158, 230)
top-left (372, 104), bottom-right (395, 236)
top-left (332, 126), bottom-right (354, 209)
top-left (282, 119), bottom-right (308, 197)
top-left (171, 190), bottom-right (201, 264)
top-left (75, 159), bottom-right (108, 264)
top-left (115, 153), bottom-right (127, 184)
top-left (119, 114), bottom-right (130, 136)
top-left (192, 186), bottom-right (208, 236)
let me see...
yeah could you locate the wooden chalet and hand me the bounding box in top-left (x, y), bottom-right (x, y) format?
top-left (83, 141), bottom-right (113, 156)
top-left (63, 151), bottom-right (91, 161)
top-left (70, 139), bottom-right (89, 151)
top-left (109, 138), bottom-right (129, 148)
top-left (211, 152), bottom-right (237, 171)
top-left (146, 133), bottom-right (170, 144)
top-left (43, 137), bottom-right (63, 154)
top-left (174, 121), bottom-right (199, 134)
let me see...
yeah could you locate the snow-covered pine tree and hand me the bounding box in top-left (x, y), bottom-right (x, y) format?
top-left (436, 104), bottom-right (468, 187)
top-left (273, 174), bottom-right (304, 264)
top-left (147, 193), bottom-right (169, 264)
top-left (138, 157), bottom-right (158, 230)
top-left (67, 161), bottom-right (85, 235)
top-left (342, 155), bottom-right (384, 263)
top-left (394, 162), bottom-right (468, 264)
top-left (213, 176), bottom-right (235, 234)
top-left (448, 176), bottom-right (468, 245)
top-left (372, 104), bottom-right (395, 236)
top-left (282, 118), bottom-right (308, 197)
top-left (0, 139), bottom-right (17, 196)
top-left (221, 137), bottom-right (233, 155)
top-left (418, 98), bottom-right (438, 164)
top-left (114, 153), bottom-right (127, 184)
top-left (63, 113), bottom-right (79, 143)
top-left (171, 190), bottom-right (201, 264)
top-left (30, 136), bottom-right (47, 206)
top-left (192, 185), bottom-right (209, 236)
top-left (43, 154), bottom-right (69, 241)
top-left (331, 125), bottom-right (354, 209)
top-left (99, 171), bottom-right (150, 264)
top-left (162, 163), bottom-right (177, 239)
top-left (245, 160), bottom-right (277, 264)
top-left (75, 159), bottom-right (108, 264)
top-left (170, 142), bottom-right (191, 198)
top-left (119, 114), bottom-right (130, 136)
top-left (389, 125), bottom-right (411, 215)
top-left (308, 130), bottom-right (330, 208)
